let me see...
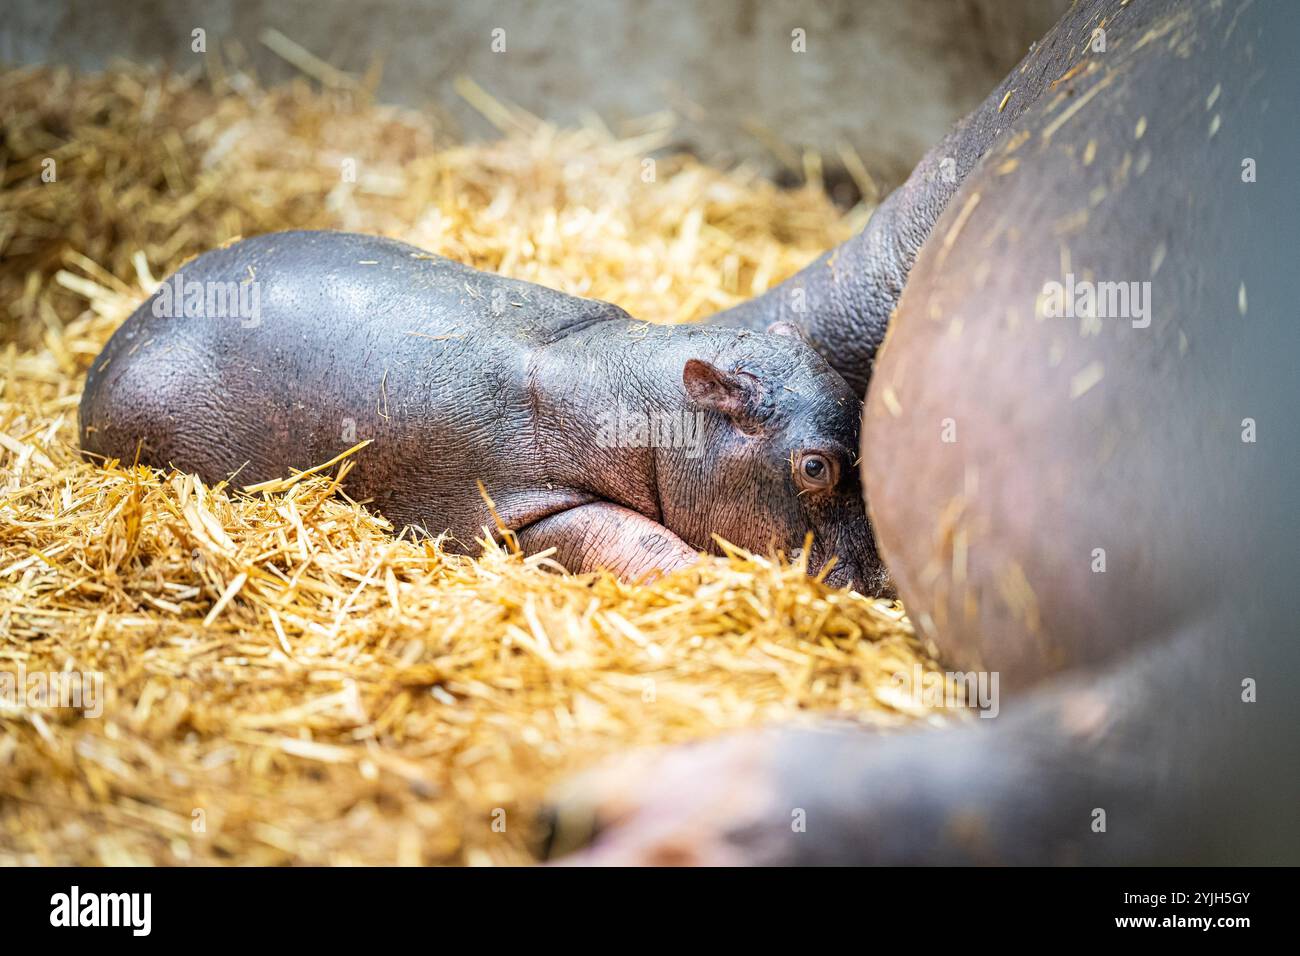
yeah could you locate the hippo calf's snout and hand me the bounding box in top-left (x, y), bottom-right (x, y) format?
top-left (659, 321), bottom-right (888, 595)
top-left (79, 230), bottom-right (886, 593)
top-left (817, 535), bottom-right (892, 597)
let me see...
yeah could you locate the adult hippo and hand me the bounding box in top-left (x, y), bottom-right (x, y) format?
top-left (546, 0), bottom-right (1300, 864)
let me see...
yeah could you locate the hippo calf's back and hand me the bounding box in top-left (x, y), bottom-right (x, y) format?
top-left (78, 230), bottom-right (624, 537)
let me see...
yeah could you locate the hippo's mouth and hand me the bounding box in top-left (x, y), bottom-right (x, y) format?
top-left (819, 558), bottom-right (894, 598)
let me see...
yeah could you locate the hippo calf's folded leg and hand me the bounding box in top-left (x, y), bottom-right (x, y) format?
top-left (544, 0), bottom-right (1300, 864)
top-left (514, 502), bottom-right (697, 580)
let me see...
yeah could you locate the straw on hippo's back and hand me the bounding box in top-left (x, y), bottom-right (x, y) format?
top-left (80, 230), bottom-right (888, 592)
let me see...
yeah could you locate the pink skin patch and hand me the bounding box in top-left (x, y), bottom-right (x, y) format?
top-left (546, 731), bottom-right (782, 866)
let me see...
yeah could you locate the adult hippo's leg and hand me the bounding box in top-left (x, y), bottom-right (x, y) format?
top-left (707, 0), bottom-right (1168, 396)
top-left (545, 0), bottom-right (1299, 865)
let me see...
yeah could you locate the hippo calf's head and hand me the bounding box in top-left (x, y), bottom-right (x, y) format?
top-left (665, 324), bottom-right (891, 596)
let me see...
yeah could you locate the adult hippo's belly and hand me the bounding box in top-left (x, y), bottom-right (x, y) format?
top-left (852, 0), bottom-right (1300, 858)
top-left (866, 0), bottom-right (1297, 688)
top-left (544, 0), bottom-right (1299, 864)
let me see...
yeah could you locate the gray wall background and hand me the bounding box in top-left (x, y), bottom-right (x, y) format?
top-left (2, 0), bottom-right (1071, 188)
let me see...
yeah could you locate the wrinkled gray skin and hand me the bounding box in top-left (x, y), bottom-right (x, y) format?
top-left (80, 231), bottom-right (888, 594)
top-left (548, 0), bottom-right (1299, 865)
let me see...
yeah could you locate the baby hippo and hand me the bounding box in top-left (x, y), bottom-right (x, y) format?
top-left (80, 231), bottom-right (887, 593)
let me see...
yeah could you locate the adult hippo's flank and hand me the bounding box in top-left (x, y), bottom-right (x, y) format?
top-left (546, 0), bottom-right (1300, 864)
top-left (79, 231), bottom-right (888, 593)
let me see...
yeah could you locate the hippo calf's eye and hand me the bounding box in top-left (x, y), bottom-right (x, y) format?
top-left (794, 451), bottom-right (838, 492)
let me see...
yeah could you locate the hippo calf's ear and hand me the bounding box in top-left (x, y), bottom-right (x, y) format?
top-left (682, 359), bottom-right (766, 433)
top-left (766, 321), bottom-right (806, 342)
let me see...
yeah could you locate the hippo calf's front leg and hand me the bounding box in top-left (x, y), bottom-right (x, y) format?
top-left (516, 503), bottom-right (698, 581)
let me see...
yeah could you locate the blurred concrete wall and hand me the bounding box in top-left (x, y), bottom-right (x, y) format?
top-left (1, 0), bottom-right (1070, 188)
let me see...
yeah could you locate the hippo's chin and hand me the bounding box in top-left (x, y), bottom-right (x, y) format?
top-left (819, 563), bottom-right (858, 593)
top-left (821, 562), bottom-right (894, 598)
